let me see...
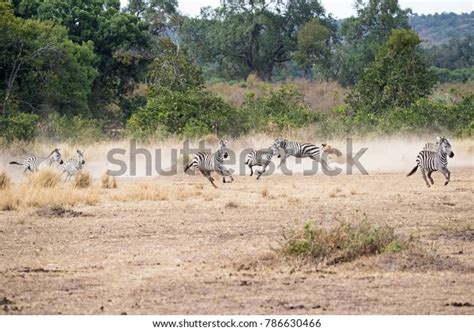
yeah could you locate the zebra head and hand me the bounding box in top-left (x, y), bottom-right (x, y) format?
top-left (50, 148), bottom-right (64, 165)
top-left (270, 145), bottom-right (281, 158)
top-left (77, 150), bottom-right (86, 165)
top-left (272, 138), bottom-right (287, 157)
top-left (437, 137), bottom-right (454, 158)
top-left (218, 139), bottom-right (229, 159)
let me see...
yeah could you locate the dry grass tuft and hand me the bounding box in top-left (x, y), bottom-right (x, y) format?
top-left (261, 187), bottom-right (269, 198)
top-left (27, 169), bottom-right (61, 188)
top-left (0, 185), bottom-right (99, 211)
top-left (73, 171), bottom-right (92, 189)
top-left (0, 171), bottom-right (11, 190)
top-left (281, 221), bottom-right (403, 265)
top-left (101, 173), bottom-right (117, 189)
top-left (113, 182), bottom-right (168, 202)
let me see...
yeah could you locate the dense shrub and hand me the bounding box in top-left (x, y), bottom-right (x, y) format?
top-left (239, 85), bottom-right (320, 133)
top-left (0, 112), bottom-right (39, 142)
top-left (281, 221), bottom-right (402, 264)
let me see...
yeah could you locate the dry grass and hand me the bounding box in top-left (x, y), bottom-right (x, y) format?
top-left (0, 184), bottom-right (99, 211)
top-left (113, 182), bottom-right (168, 202)
top-left (27, 169), bottom-right (61, 188)
top-left (101, 173), bottom-right (117, 189)
top-left (207, 78), bottom-right (346, 112)
top-left (0, 170), bottom-right (11, 190)
top-left (73, 171), bottom-right (92, 189)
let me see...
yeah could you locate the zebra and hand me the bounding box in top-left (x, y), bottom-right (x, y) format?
top-left (245, 145), bottom-right (280, 179)
top-left (184, 139), bottom-right (234, 188)
top-left (9, 148), bottom-right (63, 173)
top-left (272, 138), bottom-right (329, 171)
top-left (62, 150), bottom-right (86, 182)
top-left (407, 137), bottom-right (455, 187)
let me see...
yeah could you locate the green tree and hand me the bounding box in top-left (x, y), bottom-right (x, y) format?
top-left (336, 0), bottom-right (411, 86)
top-left (14, 0), bottom-right (152, 113)
top-left (181, 0), bottom-right (336, 81)
top-left (0, 1), bottom-right (97, 116)
top-left (294, 18), bottom-right (332, 78)
top-left (127, 0), bottom-right (180, 36)
top-left (347, 29), bottom-right (435, 117)
top-left (127, 39), bottom-right (239, 138)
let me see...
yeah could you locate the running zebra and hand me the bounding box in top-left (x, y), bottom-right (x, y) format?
top-left (407, 137), bottom-right (454, 187)
top-left (245, 145), bottom-right (280, 180)
top-left (10, 148), bottom-right (63, 173)
top-left (184, 139), bottom-right (234, 188)
top-left (62, 150), bottom-right (86, 182)
top-left (272, 138), bottom-right (329, 170)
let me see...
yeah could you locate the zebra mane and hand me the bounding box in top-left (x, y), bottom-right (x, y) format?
top-left (48, 148), bottom-right (60, 157)
top-left (422, 142), bottom-right (439, 152)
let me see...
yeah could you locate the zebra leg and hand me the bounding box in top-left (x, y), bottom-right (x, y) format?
top-left (249, 165), bottom-right (253, 176)
top-left (256, 165), bottom-right (267, 180)
top-left (427, 171), bottom-right (435, 185)
top-left (277, 154), bottom-right (287, 169)
top-left (440, 168), bottom-right (451, 186)
top-left (200, 169), bottom-right (217, 188)
top-left (420, 168), bottom-right (430, 187)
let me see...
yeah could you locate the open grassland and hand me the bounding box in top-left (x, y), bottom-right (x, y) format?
top-left (0, 165), bottom-right (473, 314)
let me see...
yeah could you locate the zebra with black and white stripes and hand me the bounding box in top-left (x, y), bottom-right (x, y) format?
top-left (62, 150), bottom-right (86, 182)
top-left (184, 139), bottom-right (234, 188)
top-left (407, 137), bottom-right (454, 187)
top-left (272, 138), bottom-right (329, 171)
top-left (9, 148), bottom-right (63, 173)
top-left (245, 145), bottom-right (280, 179)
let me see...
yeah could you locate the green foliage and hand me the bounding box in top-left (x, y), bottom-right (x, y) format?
top-left (0, 2), bottom-right (98, 115)
top-left (180, 0), bottom-right (336, 81)
top-left (335, 0), bottom-right (411, 86)
top-left (409, 12), bottom-right (474, 45)
top-left (348, 29), bottom-right (435, 116)
top-left (431, 66), bottom-right (474, 84)
top-left (239, 85), bottom-right (319, 132)
top-left (0, 112), bottom-right (39, 142)
top-left (427, 35), bottom-right (473, 70)
top-left (127, 40), bottom-right (240, 138)
top-left (282, 221), bottom-right (401, 264)
top-left (14, 0), bottom-right (152, 109)
top-left (322, 94), bottom-right (474, 137)
top-left (294, 18), bottom-right (332, 77)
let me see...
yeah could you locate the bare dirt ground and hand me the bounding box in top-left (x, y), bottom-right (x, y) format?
top-left (0, 168), bottom-right (473, 314)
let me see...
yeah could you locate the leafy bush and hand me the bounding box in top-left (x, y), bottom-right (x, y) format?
top-left (0, 112), bottom-right (39, 142)
top-left (282, 221), bottom-right (402, 264)
top-left (239, 84), bottom-right (320, 133)
top-left (127, 89), bottom-right (241, 138)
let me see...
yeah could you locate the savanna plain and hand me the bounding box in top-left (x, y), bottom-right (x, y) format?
top-left (0, 137), bottom-right (473, 314)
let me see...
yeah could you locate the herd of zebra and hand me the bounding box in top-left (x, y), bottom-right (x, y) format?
top-left (184, 136), bottom-right (455, 188)
top-left (9, 149), bottom-right (86, 182)
top-left (7, 136), bottom-right (455, 188)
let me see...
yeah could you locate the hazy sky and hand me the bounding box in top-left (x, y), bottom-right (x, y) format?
top-left (146, 0), bottom-right (473, 18)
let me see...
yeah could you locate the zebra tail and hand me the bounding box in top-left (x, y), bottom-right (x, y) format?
top-left (407, 165), bottom-right (418, 177)
top-left (9, 161), bottom-right (22, 165)
top-left (184, 161), bottom-right (195, 173)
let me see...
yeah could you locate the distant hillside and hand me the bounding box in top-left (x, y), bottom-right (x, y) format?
top-left (409, 12), bottom-right (474, 45)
